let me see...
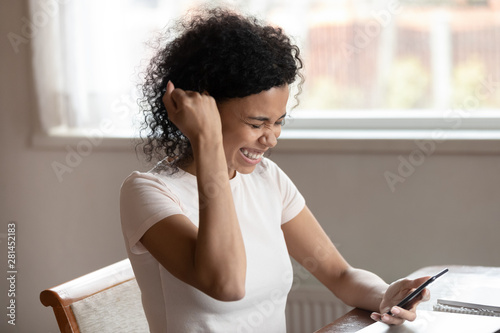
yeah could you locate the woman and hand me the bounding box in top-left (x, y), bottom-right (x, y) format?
top-left (120, 7), bottom-right (430, 332)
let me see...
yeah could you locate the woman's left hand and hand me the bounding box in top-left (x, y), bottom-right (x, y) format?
top-left (370, 276), bottom-right (431, 326)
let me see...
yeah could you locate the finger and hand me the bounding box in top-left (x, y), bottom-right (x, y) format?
top-left (411, 276), bottom-right (432, 287)
top-left (379, 306), bottom-right (418, 326)
top-left (163, 80), bottom-right (177, 112)
top-left (390, 306), bottom-right (417, 322)
top-left (370, 312), bottom-right (382, 322)
top-left (394, 276), bottom-right (431, 306)
top-left (406, 288), bottom-right (431, 311)
top-left (170, 87), bottom-right (197, 109)
top-left (166, 80), bottom-right (175, 94)
top-left (421, 288), bottom-right (431, 302)
top-left (381, 312), bottom-right (405, 326)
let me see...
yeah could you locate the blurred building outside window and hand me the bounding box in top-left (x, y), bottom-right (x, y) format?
top-left (27, 0), bottom-right (500, 139)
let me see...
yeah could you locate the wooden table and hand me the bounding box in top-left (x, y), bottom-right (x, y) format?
top-left (315, 265), bottom-right (500, 333)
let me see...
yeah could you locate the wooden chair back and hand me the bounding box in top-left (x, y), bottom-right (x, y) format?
top-left (40, 259), bottom-right (149, 333)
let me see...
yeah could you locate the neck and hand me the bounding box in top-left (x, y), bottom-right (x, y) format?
top-left (181, 162), bottom-right (236, 179)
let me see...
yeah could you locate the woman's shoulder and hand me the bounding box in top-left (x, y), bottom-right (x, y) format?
top-left (121, 167), bottom-right (195, 201)
top-left (122, 162), bottom-right (188, 186)
top-left (120, 169), bottom-right (179, 195)
top-left (122, 170), bottom-right (165, 187)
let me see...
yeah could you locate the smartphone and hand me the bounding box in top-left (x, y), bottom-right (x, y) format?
top-left (387, 268), bottom-right (448, 315)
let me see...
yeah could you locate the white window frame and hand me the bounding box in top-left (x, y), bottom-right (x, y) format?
top-left (28, 0), bottom-right (500, 154)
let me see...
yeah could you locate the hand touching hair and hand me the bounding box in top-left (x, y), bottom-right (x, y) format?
top-left (138, 7), bottom-right (303, 172)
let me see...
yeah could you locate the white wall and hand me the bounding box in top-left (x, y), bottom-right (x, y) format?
top-left (272, 152), bottom-right (500, 281)
top-left (1, 1), bottom-right (499, 332)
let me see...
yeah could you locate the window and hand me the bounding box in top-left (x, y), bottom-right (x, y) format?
top-left (28, 0), bottom-right (500, 144)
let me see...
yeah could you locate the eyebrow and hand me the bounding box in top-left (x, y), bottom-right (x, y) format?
top-left (247, 112), bottom-right (287, 122)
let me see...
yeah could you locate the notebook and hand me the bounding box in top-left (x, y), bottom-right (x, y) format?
top-left (433, 286), bottom-right (500, 317)
top-left (356, 310), bottom-right (500, 333)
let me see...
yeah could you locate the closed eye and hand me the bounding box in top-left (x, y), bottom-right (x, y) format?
top-left (246, 113), bottom-right (287, 129)
top-left (249, 121), bottom-right (284, 129)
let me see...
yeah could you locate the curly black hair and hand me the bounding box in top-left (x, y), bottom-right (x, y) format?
top-left (138, 7), bottom-right (303, 171)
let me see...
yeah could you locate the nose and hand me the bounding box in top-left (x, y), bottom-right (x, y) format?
top-left (258, 126), bottom-right (280, 148)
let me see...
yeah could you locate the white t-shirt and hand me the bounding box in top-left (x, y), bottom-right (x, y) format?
top-left (120, 158), bottom-right (305, 333)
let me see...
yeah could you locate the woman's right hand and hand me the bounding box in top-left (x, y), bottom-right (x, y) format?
top-left (162, 81), bottom-right (222, 145)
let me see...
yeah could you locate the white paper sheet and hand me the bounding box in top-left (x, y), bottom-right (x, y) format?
top-left (356, 310), bottom-right (500, 333)
top-left (437, 286), bottom-right (500, 310)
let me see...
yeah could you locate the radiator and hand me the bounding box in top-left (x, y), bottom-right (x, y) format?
top-left (286, 285), bottom-right (353, 333)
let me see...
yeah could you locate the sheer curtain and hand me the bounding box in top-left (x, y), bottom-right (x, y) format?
top-left (29, 0), bottom-right (187, 136)
top-left (29, 0), bottom-right (290, 137)
top-left (29, 0), bottom-right (67, 133)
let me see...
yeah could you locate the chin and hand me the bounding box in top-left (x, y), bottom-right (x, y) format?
top-left (233, 164), bottom-right (258, 175)
top-left (236, 166), bottom-right (255, 175)
top-left (238, 167), bottom-right (256, 175)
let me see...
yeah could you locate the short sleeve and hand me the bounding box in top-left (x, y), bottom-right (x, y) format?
top-left (120, 171), bottom-right (184, 254)
top-left (263, 159), bottom-right (306, 224)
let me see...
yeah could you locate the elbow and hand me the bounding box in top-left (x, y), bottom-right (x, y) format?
top-left (208, 281), bottom-right (246, 301)
top-left (194, 265), bottom-right (247, 301)
top-left (198, 276), bottom-right (245, 301)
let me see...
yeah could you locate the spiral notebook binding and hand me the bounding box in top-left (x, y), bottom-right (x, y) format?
top-left (433, 302), bottom-right (500, 317)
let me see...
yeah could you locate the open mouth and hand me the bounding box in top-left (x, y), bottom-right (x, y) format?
top-left (240, 148), bottom-right (264, 161)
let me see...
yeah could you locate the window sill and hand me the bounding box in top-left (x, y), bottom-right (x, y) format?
top-left (274, 129), bottom-right (500, 154)
top-left (31, 129), bottom-right (500, 155)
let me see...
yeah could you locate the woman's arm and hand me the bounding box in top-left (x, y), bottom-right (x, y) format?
top-left (282, 205), bottom-right (429, 325)
top-left (140, 81), bottom-right (246, 301)
top-left (282, 206), bottom-right (387, 309)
